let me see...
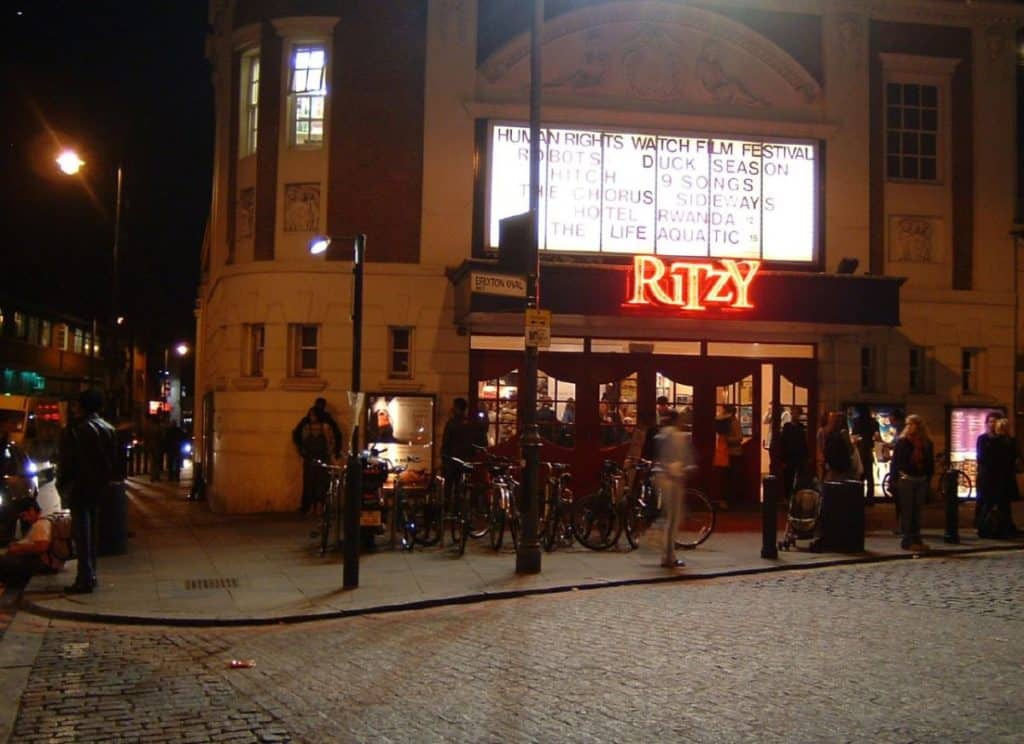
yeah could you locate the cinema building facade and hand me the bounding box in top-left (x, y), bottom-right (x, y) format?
top-left (195, 0), bottom-right (1024, 512)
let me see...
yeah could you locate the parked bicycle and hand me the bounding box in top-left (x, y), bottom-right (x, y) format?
top-left (482, 452), bottom-right (520, 551)
top-left (312, 461), bottom-right (344, 556)
top-left (539, 461), bottom-right (574, 552)
top-left (443, 456), bottom-right (489, 556)
top-left (389, 456), bottom-right (442, 550)
top-left (880, 450), bottom-right (973, 501)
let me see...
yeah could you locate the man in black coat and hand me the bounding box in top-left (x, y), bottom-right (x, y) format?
top-left (57, 389), bottom-right (118, 594)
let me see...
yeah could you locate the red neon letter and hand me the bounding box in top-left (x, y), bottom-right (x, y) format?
top-left (628, 255), bottom-right (673, 305)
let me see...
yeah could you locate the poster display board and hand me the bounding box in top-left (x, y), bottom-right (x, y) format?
top-left (364, 394), bottom-right (435, 488)
top-left (948, 406), bottom-right (1005, 499)
top-left (488, 123), bottom-right (818, 262)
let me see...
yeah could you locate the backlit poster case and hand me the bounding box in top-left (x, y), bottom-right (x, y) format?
top-left (365, 395), bottom-right (435, 486)
top-left (488, 123), bottom-right (817, 262)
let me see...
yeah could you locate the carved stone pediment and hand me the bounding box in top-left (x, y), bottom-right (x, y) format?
top-left (478, 1), bottom-right (821, 110)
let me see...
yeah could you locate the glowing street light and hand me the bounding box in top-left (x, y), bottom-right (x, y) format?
top-left (55, 149), bottom-right (85, 175)
top-left (175, 343), bottom-right (190, 357)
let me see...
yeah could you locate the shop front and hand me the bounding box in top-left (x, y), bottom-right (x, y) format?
top-left (454, 259), bottom-right (902, 502)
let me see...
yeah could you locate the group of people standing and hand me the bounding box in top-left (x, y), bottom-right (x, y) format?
top-left (141, 413), bottom-right (188, 483)
top-left (976, 412), bottom-right (1021, 539)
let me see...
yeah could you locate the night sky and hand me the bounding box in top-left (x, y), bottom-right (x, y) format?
top-left (2, 1), bottom-right (212, 346)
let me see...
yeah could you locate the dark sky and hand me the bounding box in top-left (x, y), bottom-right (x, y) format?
top-left (1, 1), bottom-right (213, 346)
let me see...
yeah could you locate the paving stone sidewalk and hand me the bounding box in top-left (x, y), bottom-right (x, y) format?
top-left (21, 477), bottom-right (1024, 626)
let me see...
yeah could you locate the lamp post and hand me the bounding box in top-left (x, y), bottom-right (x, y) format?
top-left (309, 233), bottom-right (366, 590)
top-left (516, 0), bottom-right (544, 575)
top-left (56, 149), bottom-right (127, 416)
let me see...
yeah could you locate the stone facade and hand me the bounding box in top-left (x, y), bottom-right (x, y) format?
top-left (196, 0), bottom-right (1024, 513)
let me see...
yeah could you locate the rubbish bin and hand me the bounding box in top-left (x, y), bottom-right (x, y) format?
top-left (815, 479), bottom-right (865, 553)
top-left (97, 480), bottom-right (128, 556)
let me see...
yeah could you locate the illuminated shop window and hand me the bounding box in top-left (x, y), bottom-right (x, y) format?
top-left (246, 324), bottom-right (265, 377)
top-left (716, 375), bottom-right (754, 438)
top-left (477, 371), bottom-right (518, 447)
top-left (72, 328), bottom-right (85, 354)
top-left (38, 320), bottom-right (51, 348)
top-left (885, 82), bottom-right (939, 182)
top-left (388, 327), bottom-right (413, 379)
top-left (26, 316), bottom-right (39, 346)
top-left (598, 373), bottom-right (637, 447)
top-left (290, 46), bottom-right (326, 147)
top-left (655, 372), bottom-right (694, 431)
top-left (13, 312), bottom-right (27, 340)
top-left (536, 371), bottom-right (576, 446)
top-left (240, 51), bottom-right (260, 156)
top-left (289, 324), bottom-right (319, 377)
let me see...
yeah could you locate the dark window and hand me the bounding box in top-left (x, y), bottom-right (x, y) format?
top-left (885, 82), bottom-right (940, 182)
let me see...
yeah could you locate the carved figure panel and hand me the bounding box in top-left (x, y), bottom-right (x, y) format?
top-left (888, 215), bottom-right (943, 263)
top-left (479, 2), bottom-right (821, 109)
top-left (284, 182), bottom-right (320, 233)
top-left (237, 188), bottom-right (255, 240)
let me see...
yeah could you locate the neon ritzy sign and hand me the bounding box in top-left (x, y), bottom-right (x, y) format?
top-left (626, 255), bottom-right (760, 311)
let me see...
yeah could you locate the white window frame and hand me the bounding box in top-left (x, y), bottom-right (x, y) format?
top-left (880, 54), bottom-right (959, 187)
top-left (289, 324), bottom-right (319, 377)
top-left (239, 49), bottom-right (260, 157)
top-left (38, 320), bottom-right (51, 348)
top-left (288, 44), bottom-right (327, 148)
top-left (961, 348), bottom-right (982, 394)
top-left (388, 326), bottom-right (414, 379)
top-left (246, 323), bottom-right (265, 377)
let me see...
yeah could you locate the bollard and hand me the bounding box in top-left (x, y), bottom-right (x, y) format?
top-left (942, 470), bottom-right (960, 544)
top-left (761, 475), bottom-right (778, 559)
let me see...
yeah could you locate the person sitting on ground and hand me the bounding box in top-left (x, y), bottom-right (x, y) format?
top-left (0, 498), bottom-right (66, 585)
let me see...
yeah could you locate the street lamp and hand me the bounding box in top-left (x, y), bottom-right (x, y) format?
top-left (308, 233), bottom-right (366, 590)
top-left (175, 343), bottom-right (190, 357)
top-left (55, 147), bottom-right (127, 417)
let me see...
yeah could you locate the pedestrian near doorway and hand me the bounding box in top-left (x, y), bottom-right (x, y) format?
top-left (852, 406), bottom-right (881, 503)
top-left (890, 414), bottom-right (934, 552)
top-left (779, 405), bottom-right (809, 496)
top-left (57, 389), bottom-right (118, 594)
top-left (441, 398), bottom-right (487, 509)
top-left (163, 420), bottom-right (187, 482)
top-left (975, 412), bottom-right (1000, 533)
top-left (292, 404), bottom-right (340, 514)
top-left (823, 411), bottom-right (856, 482)
top-left (713, 405), bottom-right (742, 508)
top-left (657, 410), bottom-right (697, 568)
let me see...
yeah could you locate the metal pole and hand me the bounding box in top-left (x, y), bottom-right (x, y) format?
top-left (112, 165), bottom-right (125, 418)
top-left (343, 234), bottom-right (366, 589)
top-left (517, 0), bottom-right (543, 575)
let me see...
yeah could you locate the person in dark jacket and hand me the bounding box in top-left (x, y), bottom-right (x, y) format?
top-left (292, 406), bottom-right (339, 513)
top-left (163, 420), bottom-right (188, 482)
top-left (889, 414), bottom-right (934, 552)
top-left (779, 405), bottom-right (810, 495)
top-left (974, 412), bottom-right (1000, 533)
top-left (441, 398), bottom-right (487, 508)
top-left (57, 389), bottom-right (118, 594)
top-left (980, 418), bottom-right (1021, 538)
top-left (292, 398), bottom-right (343, 460)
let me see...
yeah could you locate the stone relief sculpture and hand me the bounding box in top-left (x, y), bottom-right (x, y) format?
top-left (889, 216), bottom-right (940, 263)
top-left (438, 0), bottom-right (467, 44)
top-left (544, 29), bottom-right (609, 91)
top-left (836, 14), bottom-right (865, 69)
top-left (284, 182), bottom-right (320, 233)
top-left (622, 26), bottom-right (684, 100)
top-left (695, 39), bottom-right (765, 107)
top-left (237, 188), bottom-right (255, 240)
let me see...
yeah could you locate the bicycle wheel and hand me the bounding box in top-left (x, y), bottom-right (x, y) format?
top-left (623, 496), bottom-right (646, 550)
top-left (450, 482), bottom-right (470, 556)
top-left (881, 472), bottom-right (892, 499)
top-left (489, 493), bottom-right (506, 551)
top-left (541, 492), bottom-right (559, 552)
top-left (400, 505), bottom-right (417, 551)
top-left (415, 489), bottom-right (443, 547)
top-left (675, 488), bottom-right (715, 549)
top-left (571, 490), bottom-right (617, 550)
top-left (939, 469), bottom-right (974, 501)
top-left (319, 499), bottom-right (332, 556)
top-left (469, 484), bottom-right (490, 539)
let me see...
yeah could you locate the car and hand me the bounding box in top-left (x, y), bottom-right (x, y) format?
top-left (0, 439), bottom-right (40, 545)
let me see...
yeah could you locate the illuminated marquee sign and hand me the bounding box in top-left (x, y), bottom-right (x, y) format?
top-left (626, 255), bottom-right (760, 311)
top-left (489, 123), bottom-right (817, 262)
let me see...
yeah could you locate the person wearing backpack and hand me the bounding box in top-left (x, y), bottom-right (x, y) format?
top-left (0, 498), bottom-right (67, 584)
top-left (57, 389), bottom-right (118, 594)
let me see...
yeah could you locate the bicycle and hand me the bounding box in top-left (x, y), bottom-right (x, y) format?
top-left (443, 456), bottom-right (489, 556)
top-left (389, 456), bottom-right (442, 550)
top-left (312, 461), bottom-right (344, 557)
top-left (571, 460), bottom-right (623, 550)
top-left (880, 450), bottom-right (973, 502)
top-left (539, 461), bottom-right (574, 552)
top-left (482, 454), bottom-right (520, 552)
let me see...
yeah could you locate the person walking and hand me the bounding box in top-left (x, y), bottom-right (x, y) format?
top-left (163, 419), bottom-right (187, 482)
top-left (56, 389), bottom-right (118, 594)
top-left (143, 413), bottom-right (164, 482)
top-left (890, 414), bottom-right (934, 552)
top-left (657, 410), bottom-right (698, 568)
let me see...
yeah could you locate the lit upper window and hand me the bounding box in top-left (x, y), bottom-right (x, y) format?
top-left (290, 46), bottom-right (326, 147)
top-left (241, 52), bottom-right (260, 157)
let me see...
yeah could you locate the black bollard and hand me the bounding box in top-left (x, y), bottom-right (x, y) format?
top-left (942, 470), bottom-right (960, 544)
top-left (761, 475), bottom-right (779, 559)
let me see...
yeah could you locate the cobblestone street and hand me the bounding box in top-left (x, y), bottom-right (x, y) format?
top-left (10, 551), bottom-right (1024, 743)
